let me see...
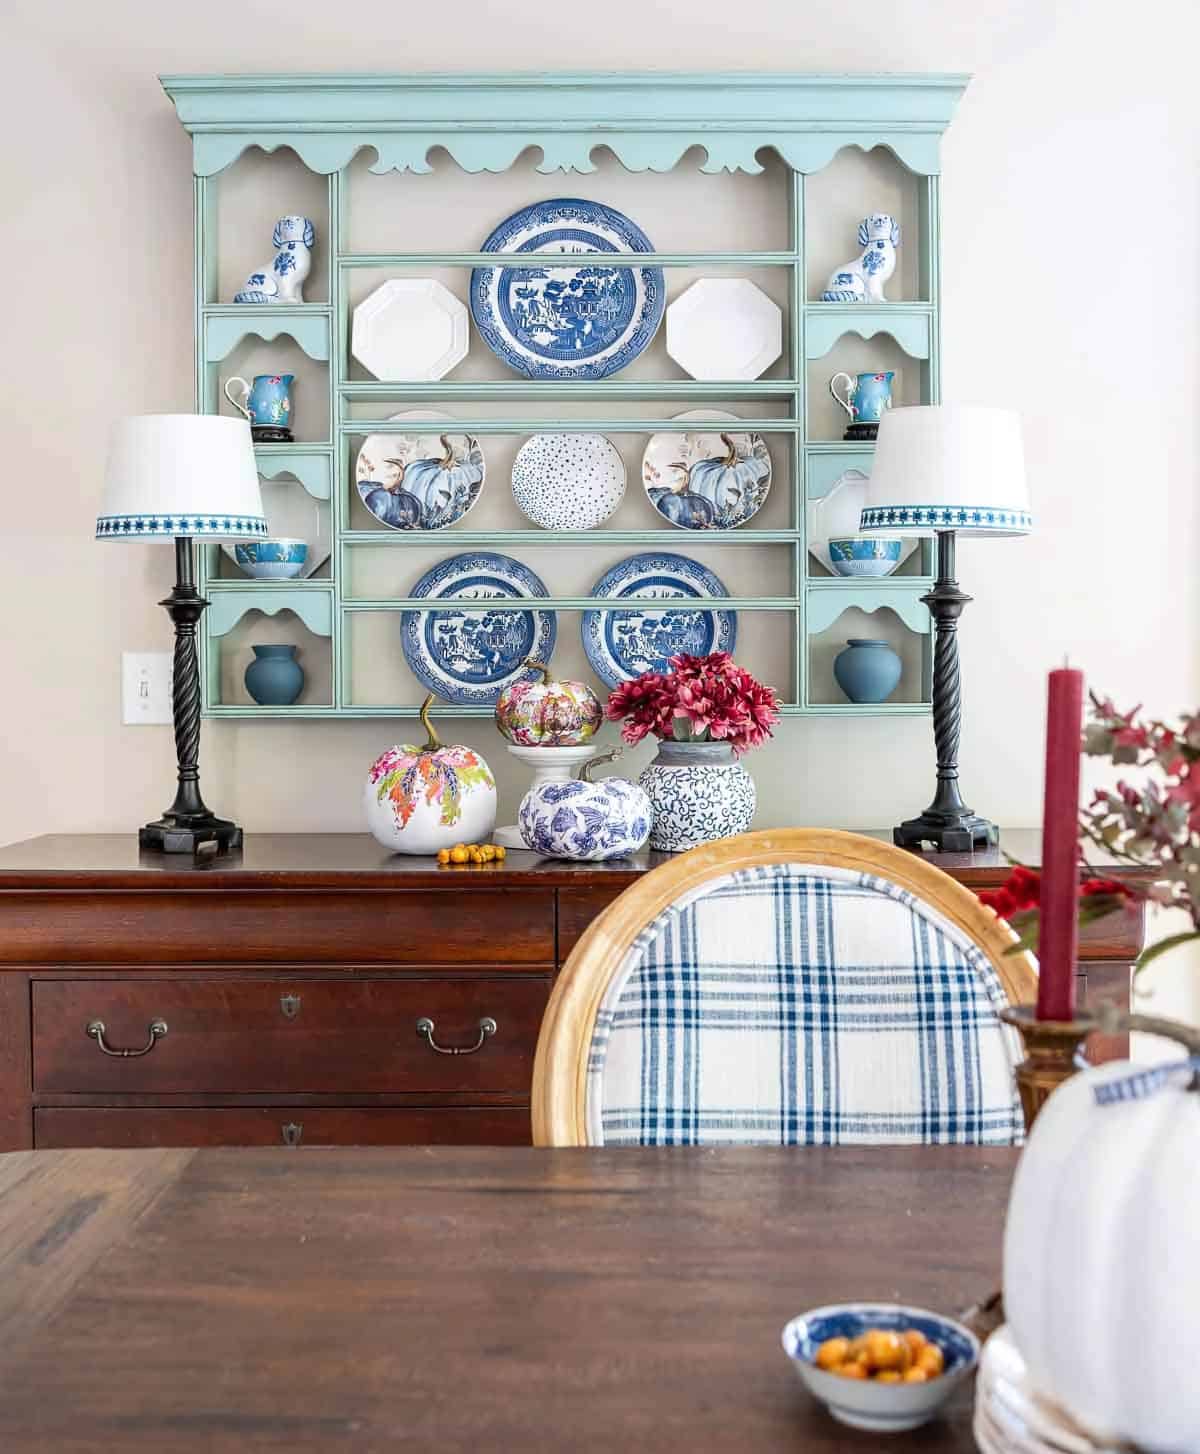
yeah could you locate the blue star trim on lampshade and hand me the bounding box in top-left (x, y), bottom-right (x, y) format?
top-left (96, 514), bottom-right (270, 540)
top-left (860, 504), bottom-right (1032, 533)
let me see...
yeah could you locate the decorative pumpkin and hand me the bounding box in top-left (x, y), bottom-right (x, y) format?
top-left (1003, 1051), bottom-right (1200, 1451)
top-left (364, 694), bottom-right (497, 855)
top-left (683, 432), bottom-right (770, 512)
top-left (494, 658), bottom-right (603, 747)
top-left (518, 749), bottom-right (652, 861)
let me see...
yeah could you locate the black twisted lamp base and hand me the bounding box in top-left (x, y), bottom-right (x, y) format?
top-left (893, 530), bottom-right (998, 853)
top-left (139, 537), bottom-right (242, 856)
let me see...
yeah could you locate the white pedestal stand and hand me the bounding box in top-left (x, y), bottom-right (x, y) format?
top-left (494, 744), bottom-right (598, 849)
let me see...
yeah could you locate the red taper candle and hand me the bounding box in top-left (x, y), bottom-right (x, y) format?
top-left (1037, 664), bottom-right (1084, 1020)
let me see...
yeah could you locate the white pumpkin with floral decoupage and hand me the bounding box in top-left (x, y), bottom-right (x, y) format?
top-left (364, 695), bottom-right (496, 855)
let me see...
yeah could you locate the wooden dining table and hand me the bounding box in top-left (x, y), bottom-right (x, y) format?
top-left (0, 1145), bottom-right (1015, 1450)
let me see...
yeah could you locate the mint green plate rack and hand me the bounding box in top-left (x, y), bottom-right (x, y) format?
top-left (162, 72), bottom-right (966, 719)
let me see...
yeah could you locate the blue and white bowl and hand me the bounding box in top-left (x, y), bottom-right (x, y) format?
top-left (781, 1303), bottom-right (979, 1434)
top-left (828, 537), bottom-right (903, 578)
top-left (233, 538), bottom-right (308, 580)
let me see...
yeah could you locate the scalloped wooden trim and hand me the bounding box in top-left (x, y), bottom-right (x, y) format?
top-left (806, 589), bottom-right (930, 636)
top-left (806, 309), bottom-right (933, 361)
top-left (531, 827), bottom-right (1036, 1146)
top-left (205, 316), bottom-right (329, 362)
top-left (207, 590), bottom-right (333, 638)
top-left (254, 450), bottom-right (331, 500)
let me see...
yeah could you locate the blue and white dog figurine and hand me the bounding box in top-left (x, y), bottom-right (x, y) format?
top-left (821, 213), bottom-right (901, 303)
top-left (233, 216), bottom-right (316, 304)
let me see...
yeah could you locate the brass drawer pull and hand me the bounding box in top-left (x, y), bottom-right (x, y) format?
top-left (281, 1122), bottom-right (304, 1147)
top-left (416, 1016), bottom-right (497, 1056)
top-left (86, 1019), bottom-right (168, 1058)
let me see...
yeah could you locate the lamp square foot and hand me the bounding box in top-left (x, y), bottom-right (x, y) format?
top-left (139, 814), bottom-right (243, 856)
top-left (893, 812), bottom-right (998, 853)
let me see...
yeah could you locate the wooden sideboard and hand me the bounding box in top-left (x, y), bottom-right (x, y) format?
top-left (0, 832), bottom-right (1145, 1151)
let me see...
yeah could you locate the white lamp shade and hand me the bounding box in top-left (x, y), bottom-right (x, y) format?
top-left (97, 415), bottom-right (268, 542)
top-left (859, 404), bottom-right (1031, 538)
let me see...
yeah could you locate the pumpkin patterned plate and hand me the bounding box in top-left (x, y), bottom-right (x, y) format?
top-left (356, 411), bottom-right (485, 531)
top-left (401, 552), bottom-right (557, 705)
top-left (641, 411), bottom-right (772, 530)
top-left (581, 552), bottom-right (736, 689)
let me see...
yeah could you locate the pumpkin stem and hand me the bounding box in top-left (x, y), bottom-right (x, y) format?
top-left (522, 658), bottom-right (552, 685)
top-left (437, 434), bottom-right (455, 469)
top-left (580, 747), bottom-right (621, 784)
top-left (418, 692), bottom-right (441, 753)
top-left (719, 433), bottom-right (739, 467)
top-left (1098, 1006), bottom-right (1200, 1065)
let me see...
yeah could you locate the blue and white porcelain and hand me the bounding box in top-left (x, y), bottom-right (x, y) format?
top-left (400, 552), bottom-right (556, 706)
top-left (782, 1304), bottom-right (979, 1434)
top-left (638, 740), bottom-right (755, 852)
top-left (231, 537), bottom-right (308, 580)
top-left (834, 638), bottom-right (903, 704)
top-left (820, 213), bottom-right (901, 303)
top-left (469, 198), bottom-right (665, 379)
top-left (233, 215), bottom-right (315, 304)
top-left (828, 537), bottom-right (903, 577)
top-left (581, 552), bottom-right (736, 689)
top-left (518, 752), bottom-right (652, 862)
top-left (830, 371), bottom-right (895, 427)
top-left (356, 412), bottom-right (485, 531)
top-left (642, 411), bottom-right (772, 531)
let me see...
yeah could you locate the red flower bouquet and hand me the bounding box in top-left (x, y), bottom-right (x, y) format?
top-left (604, 652), bottom-right (780, 755)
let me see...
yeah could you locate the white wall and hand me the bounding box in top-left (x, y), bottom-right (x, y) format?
top-left (2, 0), bottom-right (1197, 1014)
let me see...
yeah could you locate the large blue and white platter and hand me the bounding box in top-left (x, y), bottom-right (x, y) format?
top-left (581, 552), bottom-right (737, 689)
top-left (401, 552), bottom-right (556, 705)
top-left (469, 198), bottom-right (665, 379)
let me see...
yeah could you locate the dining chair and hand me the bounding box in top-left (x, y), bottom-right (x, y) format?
top-left (532, 828), bottom-right (1037, 1147)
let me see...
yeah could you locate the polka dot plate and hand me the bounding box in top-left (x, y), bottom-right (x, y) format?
top-left (511, 432), bottom-right (626, 531)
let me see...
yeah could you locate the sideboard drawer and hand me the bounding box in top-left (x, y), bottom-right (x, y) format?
top-left (35, 1106), bottom-right (531, 1149)
top-left (32, 978), bottom-right (548, 1095)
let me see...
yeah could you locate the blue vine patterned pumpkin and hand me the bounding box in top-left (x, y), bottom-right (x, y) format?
top-left (518, 749), bottom-right (652, 861)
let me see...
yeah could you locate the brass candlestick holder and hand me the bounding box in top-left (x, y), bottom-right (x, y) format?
top-left (999, 1005), bottom-right (1098, 1131)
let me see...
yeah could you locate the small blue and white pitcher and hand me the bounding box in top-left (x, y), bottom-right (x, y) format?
top-left (224, 374), bottom-right (295, 442)
top-left (829, 371), bottom-right (895, 429)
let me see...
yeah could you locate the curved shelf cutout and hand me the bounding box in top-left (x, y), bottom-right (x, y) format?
top-left (805, 309), bottom-right (932, 361)
top-left (190, 130), bottom-right (945, 180)
top-left (254, 449), bottom-right (331, 501)
top-left (208, 590), bottom-right (333, 640)
top-left (205, 315), bottom-right (329, 363)
top-left (806, 590), bottom-right (929, 638)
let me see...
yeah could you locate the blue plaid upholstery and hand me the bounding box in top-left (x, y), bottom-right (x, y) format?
top-left (586, 863), bottom-right (1025, 1146)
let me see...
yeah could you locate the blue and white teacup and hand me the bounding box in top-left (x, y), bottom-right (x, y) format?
top-left (828, 537), bottom-right (903, 578)
top-left (829, 371), bottom-right (895, 425)
top-left (229, 537), bottom-right (308, 580)
top-left (223, 374), bottom-right (295, 430)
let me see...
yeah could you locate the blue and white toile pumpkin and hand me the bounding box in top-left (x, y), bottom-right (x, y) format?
top-left (518, 749), bottom-right (652, 861)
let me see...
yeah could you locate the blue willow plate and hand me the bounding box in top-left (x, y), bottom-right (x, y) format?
top-left (401, 552), bottom-right (556, 705)
top-left (469, 198), bottom-right (665, 379)
top-left (581, 552), bottom-right (736, 689)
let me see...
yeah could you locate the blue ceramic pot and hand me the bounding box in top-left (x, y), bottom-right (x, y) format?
top-left (833, 639), bottom-right (902, 704)
top-left (245, 644), bottom-right (304, 706)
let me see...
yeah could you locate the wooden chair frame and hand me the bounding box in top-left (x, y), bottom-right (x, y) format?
top-left (531, 828), bottom-right (1038, 1146)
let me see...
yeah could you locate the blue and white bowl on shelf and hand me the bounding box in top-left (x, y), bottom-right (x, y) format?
top-left (828, 537), bottom-right (903, 578)
top-left (230, 537), bottom-right (308, 580)
top-left (781, 1303), bottom-right (980, 1434)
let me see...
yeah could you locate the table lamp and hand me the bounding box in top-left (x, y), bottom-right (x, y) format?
top-left (97, 415), bottom-right (268, 854)
top-left (859, 404), bottom-right (1031, 851)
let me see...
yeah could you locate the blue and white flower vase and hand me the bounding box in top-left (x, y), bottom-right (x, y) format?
top-left (637, 740), bottom-right (756, 852)
top-left (245, 644), bottom-right (304, 706)
top-left (833, 639), bottom-right (902, 704)
top-left (518, 749), bottom-right (652, 862)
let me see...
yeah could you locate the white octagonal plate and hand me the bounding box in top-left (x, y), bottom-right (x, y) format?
top-left (666, 278), bottom-right (783, 382)
top-left (352, 279), bottom-right (469, 382)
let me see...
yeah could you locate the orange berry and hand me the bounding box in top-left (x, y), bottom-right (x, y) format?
top-left (494, 845), bottom-right (507, 860)
top-left (876, 1370), bottom-right (902, 1384)
top-left (917, 1343), bottom-right (945, 1377)
top-left (834, 1361), bottom-right (867, 1379)
top-left (815, 1337), bottom-right (850, 1372)
top-left (903, 1329), bottom-right (927, 1356)
top-left (902, 1367), bottom-right (929, 1383)
top-left (865, 1329), bottom-right (906, 1371)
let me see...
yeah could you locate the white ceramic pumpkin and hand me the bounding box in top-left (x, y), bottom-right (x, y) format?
top-left (364, 695), bottom-right (497, 855)
top-left (518, 749), bottom-right (652, 861)
top-left (493, 658), bottom-right (602, 747)
top-left (1003, 1056), bottom-right (1200, 1451)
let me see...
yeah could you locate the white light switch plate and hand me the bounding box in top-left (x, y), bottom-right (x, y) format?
top-left (122, 652), bottom-right (174, 725)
